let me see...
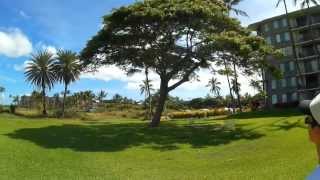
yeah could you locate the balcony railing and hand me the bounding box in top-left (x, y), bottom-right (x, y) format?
top-left (298, 50), bottom-right (315, 58)
top-left (296, 33), bottom-right (313, 42)
top-left (292, 15), bottom-right (320, 29)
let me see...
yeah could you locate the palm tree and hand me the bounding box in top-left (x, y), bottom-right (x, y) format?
top-left (97, 90), bottom-right (107, 105)
top-left (206, 77), bottom-right (222, 97)
top-left (223, 0), bottom-right (248, 17)
top-left (276, 0), bottom-right (305, 89)
top-left (250, 80), bottom-right (263, 93)
top-left (53, 93), bottom-right (60, 108)
top-left (140, 79), bottom-right (154, 119)
top-left (218, 55), bottom-right (236, 112)
top-left (223, 0), bottom-right (246, 112)
top-left (78, 91), bottom-right (95, 111)
top-left (231, 57), bottom-right (243, 112)
top-left (25, 50), bottom-right (56, 115)
top-left (55, 49), bottom-right (81, 117)
top-left (294, 0), bottom-right (319, 8)
top-left (144, 67), bottom-right (153, 119)
top-left (10, 95), bottom-right (20, 106)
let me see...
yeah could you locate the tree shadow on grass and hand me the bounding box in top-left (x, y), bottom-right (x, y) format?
top-left (6, 122), bottom-right (264, 152)
top-left (13, 112), bottom-right (48, 119)
top-left (270, 119), bottom-right (307, 131)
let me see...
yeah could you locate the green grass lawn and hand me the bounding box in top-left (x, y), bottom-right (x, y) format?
top-left (0, 110), bottom-right (317, 179)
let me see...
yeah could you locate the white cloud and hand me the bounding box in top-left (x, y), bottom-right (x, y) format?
top-left (14, 61), bottom-right (30, 72)
top-left (0, 28), bottom-right (33, 58)
top-left (81, 65), bottom-right (257, 99)
top-left (34, 42), bottom-right (58, 55)
top-left (81, 65), bottom-right (159, 90)
top-left (41, 44), bottom-right (57, 56)
top-left (19, 10), bottom-right (30, 19)
top-left (13, 43), bottom-right (58, 72)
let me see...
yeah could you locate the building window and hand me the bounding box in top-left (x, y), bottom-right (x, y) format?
top-left (272, 80), bottom-right (277, 90)
top-left (281, 79), bottom-right (287, 88)
top-left (266, 36), bottom-right (272, 44)
top-left (299, 62), bottom-right (305, 73)
top-left (273, 20), bottom-right (279, 29)
top-left (284, 32), bottom-right (290, 42)
top-left (276, 34), bottom-right (281, 43)
top-left (282, 94), bottom-right (288, 103)
top-left (311, 60), bottom-right (318, 72)
top-left (283, 47), bottom-right (293, 56)
top-left (289, 61), bottom-right (295, 71)
top-left (291, 77), bottom-right (296, 87)
top-left (292, 92), bottom-right (298, 101)
top-left (282, 18), bottom-right (288, 27)
top-left (280, 63), bottom-right (286, 72)
top-left (272, 95), bottom-right (278, 104)
top-left (264, 24), bottom-right (270, 32)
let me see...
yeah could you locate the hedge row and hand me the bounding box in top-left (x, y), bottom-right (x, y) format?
top-left (167, 109), bottom-right (228, 119)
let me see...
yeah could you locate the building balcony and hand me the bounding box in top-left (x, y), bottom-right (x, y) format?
top-left (292, 16), bottom-right (320, 31)
top-left (298, 51), bottom-right (316, 59)
top-left (298, 87), bottom-right (320, 92)
top-left (296, 32), bottom-right (320, 43)
top-left (297, 45), bottom-right (320, 59)
top-left (294, 28), bottom-right (320, 46)
top-left (296, 73), bottom-right (320, 93)
top-left (298, 54), bottom-right (318, 61)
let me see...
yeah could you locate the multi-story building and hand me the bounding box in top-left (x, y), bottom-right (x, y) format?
top-left (249, 6), bottom-right (320, 107)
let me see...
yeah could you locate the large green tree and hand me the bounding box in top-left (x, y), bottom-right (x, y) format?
top-left (25, 50), bottom-right (56, 115)
top-left (55, 50), bottom-right (81, 117)
top-left (81, 0), bottom-right (276, 127)
top-left (223, 0), bottom-right (247, 112)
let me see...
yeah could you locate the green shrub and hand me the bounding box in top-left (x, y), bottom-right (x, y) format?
top-left (52, 109), bottom-right (81, 118)
top-left (168, 109), bottom-right (228, 119)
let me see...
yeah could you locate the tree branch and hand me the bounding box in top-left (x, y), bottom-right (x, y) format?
top-left (167, 64), bottom-right (200, 92)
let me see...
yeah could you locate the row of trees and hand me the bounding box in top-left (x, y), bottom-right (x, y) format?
top-left (25, 50), bottom-right (80, 117)
top-left (14, 90), bottom-right (139, 111)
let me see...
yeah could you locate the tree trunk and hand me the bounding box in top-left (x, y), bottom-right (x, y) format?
top-left (145, 67), bottom-right (153, 120)
top-left (42, 84), bottom-right (47, 116)
top-left (143, 91), bottom-right (148, 120)
top-left (261, 68), bottom-right (268, 107)
top-left (150, 78), bottom-right (168, 127)
top-left (223, 58), bottom-right (235, 113)
top-left (282, 0), bottom-right (304, 89)
top-left (233, 62), bottom-right (242, 112)
top-left (62, 83), bottom-right (68, 118)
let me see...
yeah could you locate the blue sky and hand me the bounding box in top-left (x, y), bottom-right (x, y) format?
top-left (0, 0), bottom-right (300, 103)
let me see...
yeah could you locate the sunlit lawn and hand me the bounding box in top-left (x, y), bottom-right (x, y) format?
top-left (0, 110), bottom-right (316, 179)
